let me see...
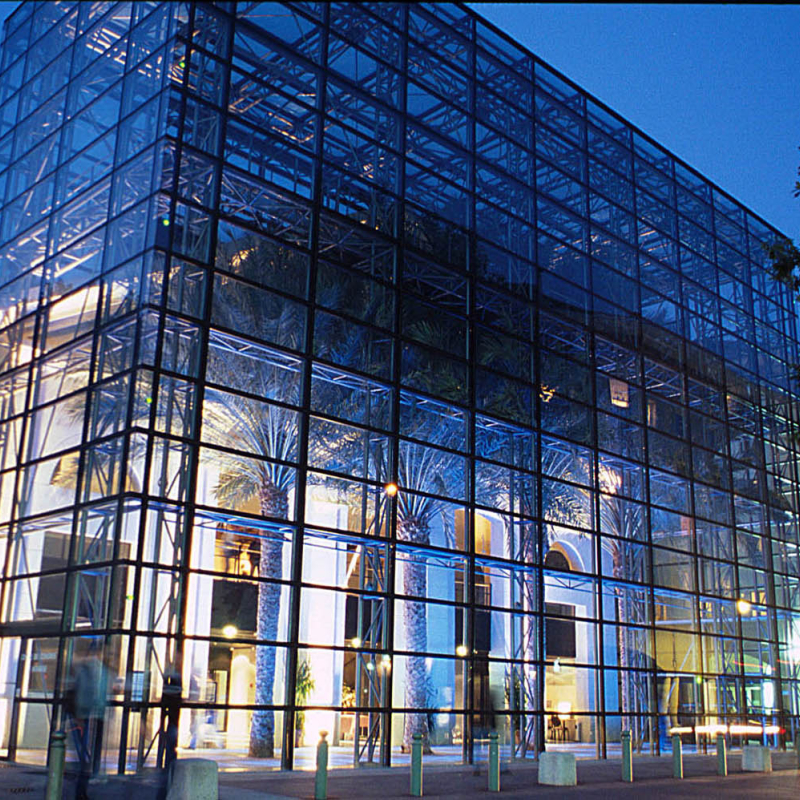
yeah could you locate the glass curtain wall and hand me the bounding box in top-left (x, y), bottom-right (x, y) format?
top-left (0, 0), bottom-right (798, 774)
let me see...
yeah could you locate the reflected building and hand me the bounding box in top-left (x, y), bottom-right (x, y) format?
top-left (0, 0), bottom-right (798, 772)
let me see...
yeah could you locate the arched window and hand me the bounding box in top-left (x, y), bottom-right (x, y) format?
top-left (544, 548), bottom-right (571, 572)
top-left (545, 547), bottom-right (576, 659)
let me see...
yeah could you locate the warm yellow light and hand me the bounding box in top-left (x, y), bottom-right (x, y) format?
top-left (729, 724), bottom-right (762, 735)
top-left (557, 701), bottom-right (571, 717)
top-left (737, 598), bottom-right (752, 615)
top-left (455, 644), bottom-right (469, 657)
top-left (384, 482), bottom-right (398, 497)
top-left (351, 637), bottom-right (362, 648)
top-left (608, 377), bottom-right (630, 408)
top-left (222, 624), bottom-right (238, 639)
top-left (695, 723), bottom-right (728, 735)
top-left (230, 247), bottom-right (254, 268)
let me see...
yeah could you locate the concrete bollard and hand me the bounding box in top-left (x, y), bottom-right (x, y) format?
top-left (716, 733), bottom-right (727, 777)
top-left (538, 752), bottom-right (577, 786)
top-left (672, 733), bottom-right (683, 779)
top-left (45, 730), bottom-right (66, 800)
top-left (410, 733), bottom-right (423, 797)
top-left (488, 731), bottom-right (500, 792)
top-left (315, 731), bottom-right (329, 800)
top-left (621, 730), bottom-right (632, 782)
top-left (165, 759), bottom-right (218, 800)
top-left (741, 744), bottom-right (772, 772)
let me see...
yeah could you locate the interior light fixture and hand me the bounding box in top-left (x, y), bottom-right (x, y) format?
top-left (736, 598), bottom-right (752, 615)
top-left (222, 624), bottom-right (238, 639)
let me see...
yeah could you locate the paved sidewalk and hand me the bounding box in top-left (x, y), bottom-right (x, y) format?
top-left (1, 751), bottom-right (798, 799)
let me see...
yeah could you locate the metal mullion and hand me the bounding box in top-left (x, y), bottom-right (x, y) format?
top-left (628, 159), bottom-right (662, 759)
top-left (678, 339), bottom-right (709, 742)
top-left (664, 228), bottom-right (704, 738)
top-left (585, 205), bottom-right (608, 759)
top-left (280, 5), bottom-right (329, 770)
top-left (0, 350), bottom-right (38, 634)
top-left (750, 388), bottom-right (785, 693)
top-left (103, 104), bottom-right (172, 756)
top-left (526, 54), bottom-right (548, 762)
top-left (764, 507), bottom-right (790, 746)
top-left (711, 209), bottom-right (750, 730)
top-left (295, 350), bottom-right (392, 391)
top-left (36, 22), bottom-right (100, 742)
top-left (755, 424), bottom-right (785, 745)
top-left (128, 25), bottom-right (193, 772)
top-left (202, 382), bottom-right (302, 422)
top-left (464, 16), bottom-right (481, 761)
top-left (322, 111), bottom-right (403, 162)
top-left (152, 3), bottom-right (234, 757)
top-left (376, 3), bottom-right (408, 769)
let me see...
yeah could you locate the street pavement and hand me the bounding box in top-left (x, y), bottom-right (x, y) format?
top-left (1, 750), bottom-right (799, 798)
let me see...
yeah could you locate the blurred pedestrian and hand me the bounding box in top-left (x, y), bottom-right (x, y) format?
top-left (188, 671), bottom-right (202, 749)
top-left (66, 640), bottom-right (109, 800)
top-left (157, 672), bottom-right (183, 800)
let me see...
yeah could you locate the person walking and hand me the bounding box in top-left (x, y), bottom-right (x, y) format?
top-left (67, 641), bottom-right (109, 800)
top-left (188, 671), bottom-right (202, 750)
top-left (157, 672), bottom-right (183, 800)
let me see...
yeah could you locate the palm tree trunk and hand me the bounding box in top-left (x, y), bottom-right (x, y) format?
top-left (248, 478), bottom-right (287, 758)
top-left (612, 539), bottom-right (637, 749)
top-left (516, 518), bottom-right (538, 751)
top-left (398, 517), bottom-right (433, 754)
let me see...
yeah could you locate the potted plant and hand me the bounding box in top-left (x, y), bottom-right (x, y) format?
top-left (295, 659), bottom-right (315, 747)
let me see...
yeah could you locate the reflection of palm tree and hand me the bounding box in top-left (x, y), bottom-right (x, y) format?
top-left (394, 443), bottom-right (455, 754)
top-left (51, 319), bottom-right (151, 501)
top-left (598, 466), bottom-right (644, 744)
top-left (208, 233), bottom-right (304, 759)
top-left (204, 388), bottom-right (295, 759)
top-left (474, 415), bottom-right (591, 755)
top-left (375, 394), bottom-right (464, 754)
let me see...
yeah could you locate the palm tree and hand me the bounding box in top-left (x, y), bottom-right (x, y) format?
top-left (209, 218), bottom-right (400, 757)
top-left (204, 387), bottom-right (296, 758)
top-left (394, 438), bottom-right (459, 753)
top-left (598, 464), bottom-right (647, 747)
top-left (347, 388), bottom-right (465, 754)
top-left (206, 230), bottom-right (305, 759)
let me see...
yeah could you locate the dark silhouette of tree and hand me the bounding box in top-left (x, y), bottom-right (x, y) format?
top-left (765, 156), bottom-right (800, 293)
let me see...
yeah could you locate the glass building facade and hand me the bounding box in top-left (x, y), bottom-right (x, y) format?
top-left (0, 0), bottom-right (799, 773)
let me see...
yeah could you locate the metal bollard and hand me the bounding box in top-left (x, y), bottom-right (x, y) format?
top-left (315, 730), bottom-right (329, 800)
top-left (716, 733), bottom-right (727, 777)
top-left (488, 731), bottom-right (500, 792)
top-left (410, 733), bottom-right (423, 797)
top-left (45, 730), bottom-right (66, 800)
top-left (621, 730), bottom-right (633, 782)
top-left (672, 733), bottom-right (683, 779)
top-left (796, 737), bottom-right (800, 769)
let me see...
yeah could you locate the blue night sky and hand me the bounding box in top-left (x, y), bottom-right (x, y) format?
top-left (0, 2), bottom-right (798, 237)
top-left (472, 3), bottom-right (800, 238)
